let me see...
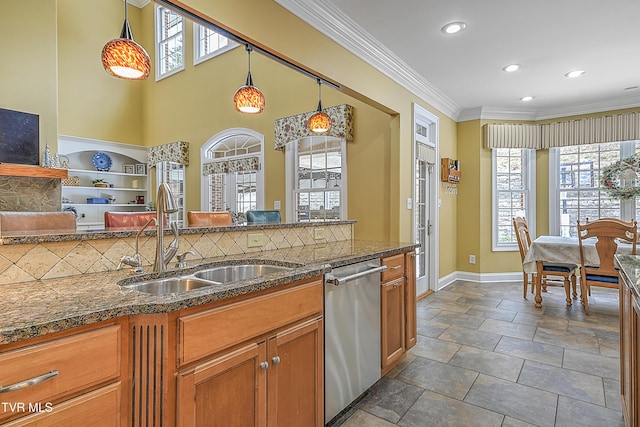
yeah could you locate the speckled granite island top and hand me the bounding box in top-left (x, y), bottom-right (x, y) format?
top-left (616, 254), bottom-right (640, 296)
top-left (0, 240), bottom-right (417, 345)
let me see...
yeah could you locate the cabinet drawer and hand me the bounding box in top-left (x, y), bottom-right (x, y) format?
top-left (0, 325), bottom-right (121, 421)
top-left (2, 382), bottom-right (121, 427)
top-left (179, 279), bottom-right (323, 366)
top-left (381, 254), bottom-right (405, 282)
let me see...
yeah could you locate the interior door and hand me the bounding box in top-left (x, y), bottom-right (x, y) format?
top-left (415, 156), bottom-right (431, 296)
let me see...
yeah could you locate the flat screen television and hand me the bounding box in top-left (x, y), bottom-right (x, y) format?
top-left (0, 108), bottom-right (39, 165)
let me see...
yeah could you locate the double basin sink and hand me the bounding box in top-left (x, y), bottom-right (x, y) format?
top-left (121, 264), bottom-right (293, 296)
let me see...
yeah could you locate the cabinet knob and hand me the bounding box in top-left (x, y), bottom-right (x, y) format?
top-left (271, 356), bottom-right (281, 365)
top-left (259, 361), bottom-right (269, 370)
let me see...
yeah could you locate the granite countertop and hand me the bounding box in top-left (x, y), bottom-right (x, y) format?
top-left (616, 254), bottom-right (640, 297)
top-left (0, 240), bottom-right (417, 345)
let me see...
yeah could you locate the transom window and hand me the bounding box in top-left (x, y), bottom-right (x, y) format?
top-left (155, 5), bottom-right (184, 80)
top-left (492, 148), bottom-right (536, 250)
top-left (286, 136), bottom-right (347, 222)
top-left (193, 24), bottom-right (237, 64)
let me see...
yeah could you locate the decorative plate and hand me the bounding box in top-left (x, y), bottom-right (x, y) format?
top-left (92, 152), bottom-right (112, 171)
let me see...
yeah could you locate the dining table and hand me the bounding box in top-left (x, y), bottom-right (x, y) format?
top-left (522, 235), bottom-right (633, 308)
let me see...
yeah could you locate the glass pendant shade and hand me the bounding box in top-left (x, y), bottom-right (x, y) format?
top-left (234, 73), bottom-right (265, 113)
top-left (101, 1), bottom-right (151, 80)
top-left (234, 46), bottom-right (265, 114)
top-left (308, 107), bottom-right (332, 133)
top-left (308, 79), bottom-right (332, 133)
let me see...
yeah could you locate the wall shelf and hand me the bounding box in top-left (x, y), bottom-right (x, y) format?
top-left (0, 164), bottom-right (68, 179)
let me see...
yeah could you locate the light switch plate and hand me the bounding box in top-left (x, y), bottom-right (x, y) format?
top-left (274, 200), bottom-right (281, 209)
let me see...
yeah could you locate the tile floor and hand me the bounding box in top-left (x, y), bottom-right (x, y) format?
top-left (331, 280), bottom-right (625, 427)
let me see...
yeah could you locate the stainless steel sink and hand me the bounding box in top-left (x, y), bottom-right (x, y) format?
top-left (193, 264), bottom-right (292, 283)
top-left (122, 277), bottom-right (215, 296)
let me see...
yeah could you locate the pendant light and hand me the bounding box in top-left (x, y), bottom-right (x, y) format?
top-left (233, 45), bottom-right (265, 114)
top-left (101, 0), bottom-right (151, 80)
top-left (307, 79), bottom-right (331, 133)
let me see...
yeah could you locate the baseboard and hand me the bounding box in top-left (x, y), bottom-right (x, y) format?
top-left (438, 271), bottom-right (522, 289)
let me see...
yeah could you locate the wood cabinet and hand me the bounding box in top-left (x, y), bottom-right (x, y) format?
top-left (176, 279), bottom-right (324, 427)
top-left (0, 322), bottom-right (125, 426)
top-left (381, 254), bottom-right (406, 375)
top-left (405, 251), bottom-right (417, 350)
top-left (620, 278), bottom-right (639, 427)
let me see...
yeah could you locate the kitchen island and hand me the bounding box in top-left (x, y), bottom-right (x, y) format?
top-left (0, 239), bottom-right (417, 426)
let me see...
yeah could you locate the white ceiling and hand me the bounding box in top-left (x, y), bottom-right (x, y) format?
top-left (276, 0), bottom-right (640, 121)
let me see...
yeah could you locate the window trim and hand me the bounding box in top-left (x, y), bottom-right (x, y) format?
top-left (492, 148), bottom-right (536, 252)
top-left (285, 136), bottom-right (348, 223)
top-left (200, 128), bottom-right (265, 212)
top-left (155, 4), bottom-right (185, 81)
top-left (548, 141), bottom-right (637, 235)
top-left (192, 23), bottom-right (238, 65)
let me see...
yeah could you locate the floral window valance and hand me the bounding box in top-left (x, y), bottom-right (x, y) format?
top-left (202, 156), bottom-right (260, 175)
top-left (274, 104), bottom-right (354, 150)
top-left (148, 141), bottom-right (190, 166)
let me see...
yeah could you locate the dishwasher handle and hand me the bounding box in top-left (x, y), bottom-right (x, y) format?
top-left (325, 264), bottom-right (388, 286)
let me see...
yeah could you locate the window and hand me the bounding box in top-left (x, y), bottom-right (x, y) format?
top-left (550, 141), bottom-right (638, 236)
top-left (193, 24), bottom-right (237, 65)
top-left (201, 129), bottom-right (264, 216)
top-left (492, 148), bottom-right (536, 250)
top-left (286, 136), bottom-right (347, 222)
top-left (156, 162), bottom-right (186, 227)
top-left (155, 5), bottom-right (184, 79)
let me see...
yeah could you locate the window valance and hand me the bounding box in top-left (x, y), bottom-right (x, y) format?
top-left (273, 104), bottom-right (354, 150)
top-left (148, 141), bottom-right (190, 166)
top-left (484, 111), bottom-right (640, 149)
top-left (202, 156), bottom-right (260, 175)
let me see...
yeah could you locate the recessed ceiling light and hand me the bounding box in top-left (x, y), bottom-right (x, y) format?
top-left (441, 22), bottom-right (467, 34)
top-left (520, 96), bottom-right (534, 102)
top-left (503, 64), bottom-right (520, 72)
top-left (564, 69), bottom-right (586, 78)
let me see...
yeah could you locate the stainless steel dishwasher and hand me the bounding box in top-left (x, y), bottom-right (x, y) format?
top-left (324, 259), bottom-right (387, 424)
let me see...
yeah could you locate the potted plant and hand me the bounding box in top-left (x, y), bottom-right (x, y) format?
top-left (92, 179), bottom-right (109, 188)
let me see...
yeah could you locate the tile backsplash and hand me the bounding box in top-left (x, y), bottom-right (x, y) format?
top-left (0, 223), bottom-right (352, 285)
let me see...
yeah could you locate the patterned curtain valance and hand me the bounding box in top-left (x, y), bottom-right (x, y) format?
top-left (274, 104), bottom-right (354, 150)
top-left (148, 141), bottom-right (190, 166)
top-left (202, 156), bottom-right (260, 175)
top-left (483, 124), bottom-right (541, 149)
top-left (484, 111), bottom-right (640, 150)
top-left (541, 112), bottom-right (640, 148)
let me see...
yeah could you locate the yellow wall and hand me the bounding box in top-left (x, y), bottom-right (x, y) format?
top-left (57, 0), bottom-right (144, 144)
top-left (1, 1), bottom-right (58, 154)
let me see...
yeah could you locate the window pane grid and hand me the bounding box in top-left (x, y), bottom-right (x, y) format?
top-left (495, 148), bottom-right (528, 245)
top-left (156, 6), bottom-right (184, 77)
top-left (558, 142), bottom-right (621, 236)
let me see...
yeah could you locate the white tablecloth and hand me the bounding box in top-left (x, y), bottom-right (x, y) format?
top-left (522, 235), bottom-right (633, 274)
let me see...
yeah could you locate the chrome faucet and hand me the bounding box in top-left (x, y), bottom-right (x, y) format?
top-left (117, 217), bottom-right (157, 274)
top-left (153, 183), bottom-right (180, 272)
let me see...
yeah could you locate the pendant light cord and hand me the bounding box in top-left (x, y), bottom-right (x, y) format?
top-left (316, 78), bottom-right (323, 111)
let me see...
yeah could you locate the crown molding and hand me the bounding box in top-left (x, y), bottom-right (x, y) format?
top-left (458, 107), bottom-right (539, 122)
top-left (128, 0), bottom-right (150, 8)
top-left (275, 0), bottom-right (461, 121)
top-left (534, 93), bottom-right (640, 120)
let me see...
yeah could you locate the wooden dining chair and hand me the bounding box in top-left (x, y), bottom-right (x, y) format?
top-left (576, 218), bottom-right (637, 314)
top-left (513, 217), bottom-right (577, 304)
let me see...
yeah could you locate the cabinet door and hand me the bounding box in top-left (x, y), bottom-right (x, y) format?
top-left (632, 296), bottom-right (640, 427)
top-left (620, 283), bottom-right (632, 426)
top-left (405, 252), bottom-right (417, 350)
top-left (381, 278), bottom-right (405, 373)
top-left (177, 342), bottom-right (267, 427)
top-left (267, 317), bottom-right (324, 427)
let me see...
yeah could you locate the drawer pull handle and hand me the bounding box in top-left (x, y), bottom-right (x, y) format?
top-left (0, 371), bottom-right (59, 394)
top-left (259, 362), bottom-right (269, 370)
top-left (272, 356), bottom-right (281, 365)
top-left (390, 265), bottom-right (402, 270)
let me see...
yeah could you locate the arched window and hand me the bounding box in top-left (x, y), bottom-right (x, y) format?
top-left (201, 129), bottom-right (264, 214)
